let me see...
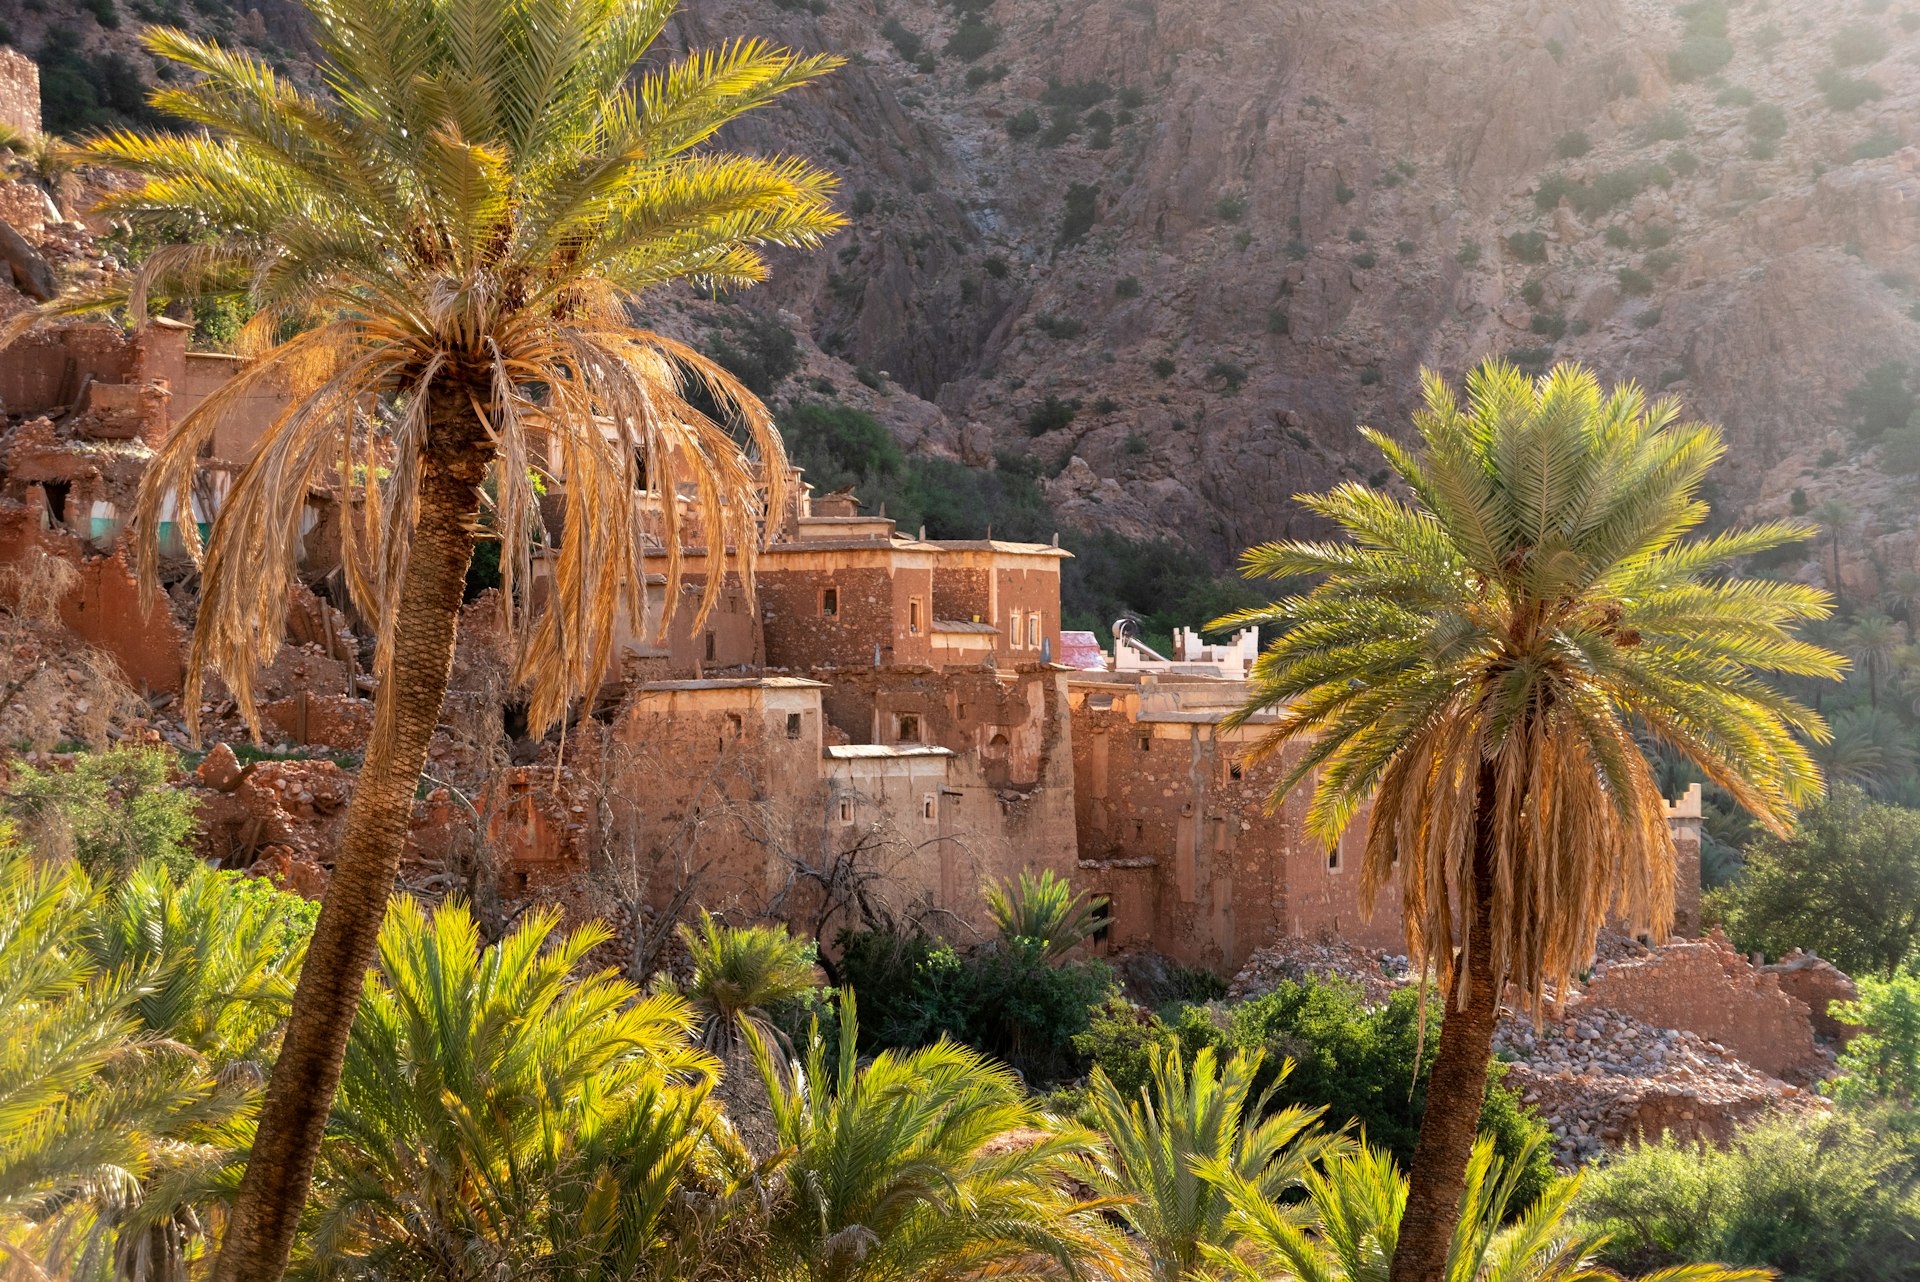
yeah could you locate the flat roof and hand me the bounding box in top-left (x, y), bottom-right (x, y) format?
top-left (932, 619), bottom-right (999, 634)
top-left (639, 676), bottom-right (828, 691)
top-left (826, 744), bottom-right (954, 759)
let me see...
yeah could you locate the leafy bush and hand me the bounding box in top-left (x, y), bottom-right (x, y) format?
top-left (1832, 21), bottom-right (1890, 66)
top-left (1521, 278), bottom-right (1547, 306)
top-left (1058, 182), bottom-right (1099, 245)
top-left (1847, 360), bottom-right (1916, 443)
top-left (703, 309), bottom-right (799, 396)
top-left (1854, 129), bottom-right (1903, 161)
top-left (1076, 978), bottom-right (1555, 1210)
top-left (944, 15), bottom-right (998, 60)
top-left (1747, 101), bottom-right (1788, 143)
top-left (0, 747), bottom-right (199, 881)
top-left (1357, 365), bottom-right (1382, 386)
top-left (1716, 85), bottom-right (1755, 107)
top-left (880, 16), bottom-right (922, 61)
top-left (1668, 146), bottom-right (1700, 177)
top-left (1574, 1109), bottom-right (1920, 1282)
top-left (1035, 313), bottom-right (1084, 339)
top-left (1605, 225), bottom-right (1634, 249)
top-left (1040, 77), bottom-right (1111, 108)
top-left (1349, 249), bottom-right (1376, 269)
top-left (1530, 312), bottom-right (1567, 340)
top-left (1708, 786), bottom-right (1920, 975)
top-left (1507, 230), bottom-right (1549, 264)
top-left (1266, 306), bottom-right (1289, 334)
top-left (1114, 274), bottom-right (1141, 297)
top-left (836, 925), bottom-right (1116, 1085)
top-left (1553, 129), bottom-right (1592, 159)
top-left (1206, 359), bottom-right (1248, 393)
top-left (1455, 241), bottom-right (1482, 266)
top-left (1831, 974), bottom-right (1920, 1105)
top-left (1007, 108), bottom-right (1040, 138)
top-left (780, 400), bottom-right (905, 486)
top-left (1617, 266), bottom-right (1654, 295)
top-left (1642, 106), bottom-right (1690, 142)
top-left (1024, 395), bottom-right (1080, 435)
top-left (1151, 355), bottom-right (1176, 378)
top-left (1395, 238), bottom-right (1415, 255)
top-left (1879, 426), bottom-right (1920, 476)
top-left (1669, 35), bottom-right (1733, 82)
top-left (1819, 67), bottom-right (1886, 111)
top-left (1334, 182), bottom-right (1355, 204)
top-left (1214, 192), bottom-right (1247, 222)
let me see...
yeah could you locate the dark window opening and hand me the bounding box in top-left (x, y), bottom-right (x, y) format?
top-left (897, 713), bottom-right (921, 743)
top-left (1139, 734), bottom-right (1151, 752)
top-left (1229, 763), bottom-right (1243, 781)
top-left (1327, 845), bottom-right (1342, 872)
top-left (704, 631), bottom-right (717, 661)
top-left (786, 712), bottom-right (802, 739)
top-left (1132, 819), bottom-right (1144, 840)
top-left (1091, 901), bottom-right (1113, 945)
top-left (502, 701), bottom-right (530, 741)
top-left (822, 586), bottom-right (839, 617)
top-left (44, 480), bottom-right (69, 525)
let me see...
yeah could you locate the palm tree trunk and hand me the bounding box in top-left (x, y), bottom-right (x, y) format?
top-left (212, 381), bottom-right (493, 1282)
top-left (1389, 770), bottom-right (1500, 1282)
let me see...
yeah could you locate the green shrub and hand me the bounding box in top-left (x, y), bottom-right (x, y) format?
top-left (983, 254), bottom-right (1010, 279)
top-left (1642, 222), bottom-right (1674, 248)
top-left (1, 747), bottom-right (199, 881)
top-left (944, 15), bottom-right (998, 60)
top-left (1007, 108), bottom-right (1040, 139)
top-left (1642, 106), bottom-right (1690, 142)
top-left (1716, 85), bottom-right (1755, 107)
top-left (1574, 1109), bottom-right (1920, 1282)
top-left (1617, 266), bottom-right (1654, 295)
top-left (1347, 226), bottom-right (1368, 242)
top-left (1114, 275), bottom-right (1140, 298)
top-left (1605, 225), bottom-right (1633, 249)
top-left (1041, 104), bottom-right (1080, 146)
top-left (1394, 238), bottom-right (1416, 256)
top-left (1668, 146), bottom-right (1701, 177)
top-left (1357, 365), bottom-right (1382, 386)
top-left (1507, 230), bottom-right (1549, 263)
top-left (1886, 427), bottom-right (1920, 476)
top-left (880, 16), bottom-right (922, 61)
top-left (1455, 241), bottom-right (1482, 267)
top-left (1832, 974), bottom-right (1920, 1105)
top-left (1534, 171), bottom-right (1579, 211)
top-left (1350, 249), bottom-right (1376, 269)
top-left (1848, 360), bottom-right (1917, 443)
top-left (1521, 277), bottom-right (1547, 306)
top-left (1040, 77), bottom-right (1111, 108)
top-left (1024, 395), bottom-right (1080, 435)
top-left (1206, 359), bottom-right (1248, 393)
top-left (1854, 129), bottom-right (1903, 161)
top-left (1708, 786), bottom-right (1920, 975)
top-left (1645, 248), bottom-right (1679, 276)
top-left (1553, 129), bottom-right (1592, 158)
top-left (1506, 345), bottom-right (1555, 375)
top-left (1093, 395), bottom-right (1121, 414)
top-left (1150, 355), bottom-right (1176, 378)
top-left (1669, 35), bottom-right (1733, 82)
top-left (1035, 313), bottom-right (1084, 339)
top-left (1058, 182), bottom-right (1099, 245)
top-left (1266, 307), bottom-right (1289, 335)
top-left (1530, 312), bottom-right (1567, 340)
top-left (1334, 181), bottom-right (1355, 204)
top-left (780, 401), bottom-right (905, 486)
top-left (1634, 307), bottom-right (1663, 329)
top-left (1214, 192), bottom-right (1247, 222)
top-left (702, 310), bottom-right (799, 396)
top-left (1747, 101), bottom-right (1788, 142)
top-left (1819, 68), bottom-right (1886, 111)
top-left (1545, 37), bottom-right (1564, 61)
top-left (1833, 20), bottom-right (1890, 66)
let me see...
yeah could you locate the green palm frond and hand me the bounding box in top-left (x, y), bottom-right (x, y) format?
top-left (1214, 360), bottom-right (1844, 1014)
top-left (983, 870), bottom-right (1109, 961)
top-left (678, 910), bottom-right (819, 1054)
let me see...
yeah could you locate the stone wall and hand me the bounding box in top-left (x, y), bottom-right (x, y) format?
top-left (0, 511), bottom-right (185, 693)
top-left (0, 48), bottom-right (38, 138)
top-left (1581, 932), bottom-right (1828, 1083)
top-left (759, 559), bottom-right (920, 668)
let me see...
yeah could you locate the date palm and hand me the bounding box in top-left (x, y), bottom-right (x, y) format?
top-left (1214, 361), bottom-right (1842, 1282)
top-left (984, 869), bottom-right (1110, 961)
top-left (1845, 612), bottom-right (1903, 708)
top-left (1081, 1045), bottom-right (1349, 1282)
top-left (1200, 1135), bottom-right (1770, 1282)
top-left (31, 3), bottom-right (842, 1278)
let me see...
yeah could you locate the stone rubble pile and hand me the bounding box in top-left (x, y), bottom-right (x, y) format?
top-left (1228, 936), bottom-right (1413, 1007)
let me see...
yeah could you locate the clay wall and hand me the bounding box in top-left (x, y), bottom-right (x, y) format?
top-left (759, 555), bottom-right (919, 668)
top-left (994, 563), bottom-right (1063, 660)
top-left (932, 564), bottom-right (993, 626)
top-left (0, 48), bottom-right (38, 137)
top-left (0, 325), bottom-right (136, 415)
top-left (177, 352), bottom-right (293, 459)
top-left (0, 510), bottom-right (185, 693)
top-left (1582, 933), bottom-right (1827, 1083)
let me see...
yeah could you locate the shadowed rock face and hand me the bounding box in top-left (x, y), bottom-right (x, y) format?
top-left (665, 0), bottom-right (1920, 568)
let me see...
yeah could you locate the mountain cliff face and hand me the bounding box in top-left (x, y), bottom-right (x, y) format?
top-left (9, 0), bottom-right (1920, 583)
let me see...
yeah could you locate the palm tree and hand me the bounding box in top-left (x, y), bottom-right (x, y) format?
top-left (1214, 362), bottom-right (1842, 1282)
top-left (1880, 568), bottom-right (1920, 641)
top-left (302, 898), bottom-right (724, 1281)
top-left (680, 911), bottom-right (819, 1057)
top-left (1812, 499), bottom-right (1855, 602)
top-left (1845, 612), bottom-right (1904, 708)
top-left (1811, 707), bottom-right (1915, 797)
top-left (1081, 1045), bottom-right (1349, 1282)
top-left (36, 4), bottom-right (843, 1276)
top-left (1200, 1134), bottom-right (1770, 1282)
top-left (984, 869), bottom-right (1110, 961)
top-left (758, 992), bottom-right (1123, 1282)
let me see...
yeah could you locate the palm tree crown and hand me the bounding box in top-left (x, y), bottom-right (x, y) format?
top-left (1216, 361), bottom-right (1842, 1012)
top-left (76, 2), bottom-right (842, 735)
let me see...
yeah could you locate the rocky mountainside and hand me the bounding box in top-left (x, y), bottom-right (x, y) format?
top-left (9, 0), bottom-right (1920, 582)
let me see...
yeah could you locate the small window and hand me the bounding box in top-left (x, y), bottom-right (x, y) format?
top-left (704, 631), bottom-right (716, 661)
top-left (1229, 762), bottom-right (1243, 781)
top-left (922, 794), bottom-right (937, 821)
top-left (1091, 901), bottom-right (1113, 945)
top-left (725, 712), bottom-right (743, 737)
top-left (1009, 609), bottom-right (1023, 645)
top-left (786, 712), bottom-right (802, 739)
top-left (1327, 844), bottom-right (1342, 872)
top-left (1027, 613), bottom-right (1040, 648)
top-left (908, 597), bottom-right (922, 634)
top-left (838, 797), bottom-right (853, 823)
top-left (821, 586), bottom-right (839, 617)
top-left (897, 713), bottom-right (921, 743)
top-left (1139, 733), bottom-right (1151, 752)
top-left (1132, 819), bottom-right (1144, 840)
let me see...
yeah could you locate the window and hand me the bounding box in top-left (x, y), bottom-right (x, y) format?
top-left (922, 794), bottom-right (937, 822)
top-left (1327, 844), bottom-right (1342, 872)
top-left (821, 586), bottom-right (838, 617)
top-left (1027, 613), bottom-right (1040, 648)
top-left (725, 712), bottom-right (743, 736)
top-left (1091, 900), bottom-right (1112, 945)
top-left (1009, 609), bottom-right (1023, 646)
top-left (897, 713), bottom-right (921, 743)
top-left (838, 797), bottom-right (853, 823)
top-left (704, 631), bottom-right (716, 661)
top-left (1229, 762), bottom-right (1243, 781)
top-left (786, 713), bottom-right (802, 740)
top-left (908, 597), bottom-right (922, 634)
top-left (1132, 819), bottom-right (1144, 840)
top-left (1139, 733), bottom-right (1151, 752)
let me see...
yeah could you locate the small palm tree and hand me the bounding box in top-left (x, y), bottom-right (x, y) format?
top-left (758, 991), bottom-right (1123, 1282)
top-left (1845, 612), bottom-right (1904, 708)
top-left (1200, 1135), bottom-right (1771, 1282)
top-left (31, 4), bottom-right (844, 1276)
top-left (302, 898), bottom-right (723, 1281)
top-left (680, 911), bottom-right (819, 1056)
top-left (1811, 707), bottom-right (1915, 797)
top-left (1215, 362), bottom-right (1842, 1281)
top-left (1880, 569), bottom-right (1920, 641)
top-left (1082, 1045), bottom-right (1349, 1282)
top-left (984, 869), bottom-right (1109, 961)
top-left (1811, 499), bottom-right (1855, 602)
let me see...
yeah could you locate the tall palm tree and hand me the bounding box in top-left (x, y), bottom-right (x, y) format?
top-left (1214, 362), bottom-right (1842, 1282)
top-left (1199, 1135), bottom-right (1769, 1282)
top-left (301, 898), bottom-right (727, 1282)
top-left (1880, 568), bottom-right (1920, 641)
top-left (1810, 707), bottom-right (1915, 797)
top-left (757, 992), bottom-right (1123, 1282)
top-left (1811, 499), bottom-right (1855, 603)
top-left (1080, 1045), bottom-right (1349, 1282)
top-left (31, 5), bottom-right (843, 1277)
top-left (1846, 612), bottom-right (1904, 708)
